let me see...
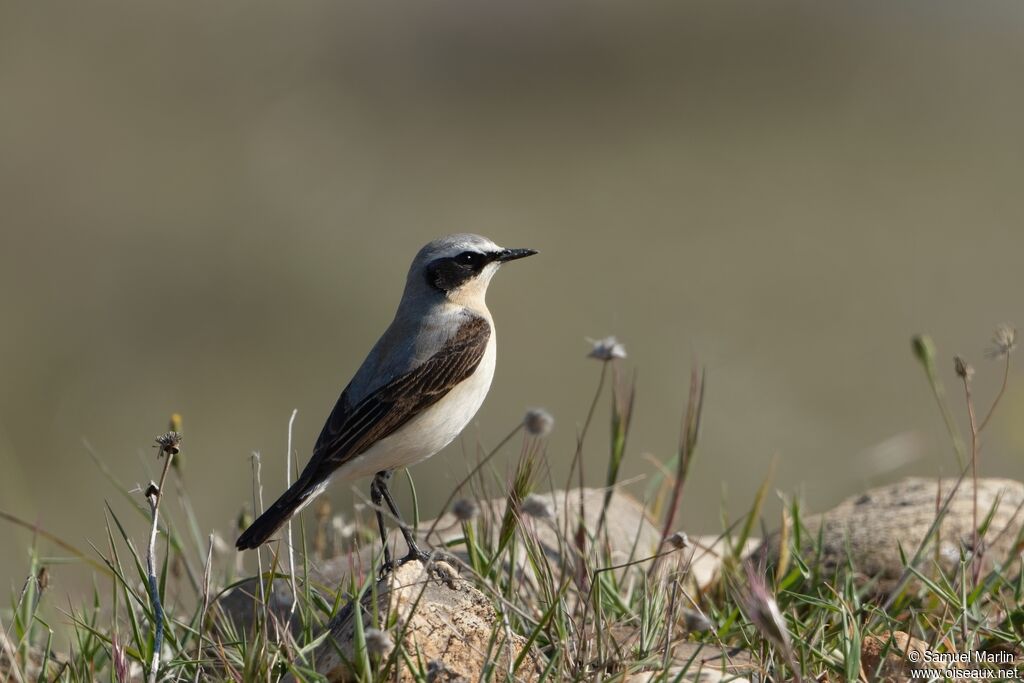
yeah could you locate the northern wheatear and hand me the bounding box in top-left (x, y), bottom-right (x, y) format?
top-left (236, 234), bottom-right (536, 570)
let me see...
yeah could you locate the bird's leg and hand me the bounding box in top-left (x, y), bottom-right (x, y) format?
top-left (373, 470), bottom-right (431, 566)
top-left (369, 475), bottom-right (393, 571)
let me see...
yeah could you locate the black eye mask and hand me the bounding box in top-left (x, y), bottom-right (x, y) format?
top-left (425, 251), bottom-right (490, 292)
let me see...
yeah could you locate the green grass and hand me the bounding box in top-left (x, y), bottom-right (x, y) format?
top-left (1, 329), bottom-right (1021, 681)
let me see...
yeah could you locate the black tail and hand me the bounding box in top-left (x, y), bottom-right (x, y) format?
top-left (235, 481), bottom-right (308, 550)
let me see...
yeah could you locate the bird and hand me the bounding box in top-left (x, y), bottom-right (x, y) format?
top-left (236, 234), bottom-right (536, 571)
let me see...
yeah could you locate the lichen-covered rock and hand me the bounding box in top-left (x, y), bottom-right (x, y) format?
top-left (764, 477), bottom-right (1024, 591)
top-left (312, 561), bottom-right (539, 682)
top-left (218, 488), bottom-right (748, 681)
top-left (313, 488), bottom-right (743, 594)
top-left (316, 488), bottom-right (660, 584)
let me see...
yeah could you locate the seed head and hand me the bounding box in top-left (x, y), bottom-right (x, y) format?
top-left (154, 431), bottom-right (182, 456)
top-left (521, 493), bottom-right (553, 519)
top-left (452, 498), bottom-right (479, 522)
top-left (953, 355), bottom-right (974, 382)
top-left (986, 323), bottom-right (1017, 359)
top-left (112, 636), bottom-right (130, 683)
top-left (523, 408), bottom-right (554, 437)
top-left (587, 336), bottom-right (627, 361)
top-left (667, 531), bottom-right (690, 550)
top-left (742, 561), bottom-right (793, 655)
top-left (364, 628), bottom-right (394, 657)
top-left (37, 566), bottom-right (49, 593)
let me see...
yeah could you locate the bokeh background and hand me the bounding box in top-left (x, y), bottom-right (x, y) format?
top-left (2, 1), bottom-right (1023, 595)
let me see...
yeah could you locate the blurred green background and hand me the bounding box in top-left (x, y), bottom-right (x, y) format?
top-left (2, 1), bottom-right (1023, 594)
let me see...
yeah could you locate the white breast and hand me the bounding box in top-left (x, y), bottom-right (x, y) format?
top-left (335, 326), bottom-right (497, 480)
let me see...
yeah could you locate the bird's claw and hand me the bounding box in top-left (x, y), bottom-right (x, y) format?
top-left (377, 548), bottom-right (460, 584)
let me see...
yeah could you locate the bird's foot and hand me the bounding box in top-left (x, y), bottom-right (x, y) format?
top-left (377, 547), bottom-right (460, 585)
top-left (404, 546), bottom-right (462, 568)
top-left (399, 547), bottom-right (433, 566)
top-left (376, 550), bottom-right (428, 579)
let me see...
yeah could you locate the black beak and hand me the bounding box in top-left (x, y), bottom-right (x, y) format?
top-left (495, 248), bottom-right (538, 263)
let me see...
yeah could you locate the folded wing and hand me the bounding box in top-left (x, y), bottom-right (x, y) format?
top-left (235, 314), bottom-right (491, 549)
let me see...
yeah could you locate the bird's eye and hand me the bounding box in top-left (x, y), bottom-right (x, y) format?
top-left (456, 251), bottom-right (482, 266)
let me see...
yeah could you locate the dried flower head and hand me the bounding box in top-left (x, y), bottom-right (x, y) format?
top-left (36, 566), bottom-right (49, 592)
top-left (953, 355), bottom-right (974, 382)
top-left (587, 336), bottom-right (627, 361)
top-left (986, 323), bottom-right (1017, 360)
top-left (154, 431), bottom-right (182, 456)
top-left (452, 498), bottom-right (479, 522)
top-left (667, 531), bottom-right (690, 550)
top-left (523, 408), bottom-right (554, 437)
top-left (364, 628), bottom-right (394, 657)
top-left (521, 493), bottom-right (553, 519)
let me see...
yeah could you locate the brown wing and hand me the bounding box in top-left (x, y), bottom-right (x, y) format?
top-left (298, 315), bottom-right (491, 485)
top-left (235, 314), bottom-right (491, 549)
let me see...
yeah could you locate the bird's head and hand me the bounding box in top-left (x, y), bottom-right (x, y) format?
top-left (406, 234), bottom-right (536, 306)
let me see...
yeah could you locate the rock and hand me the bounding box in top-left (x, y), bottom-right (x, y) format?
top-left (623, 643), bottom-right (757, 682)
top-left (216, 489), bottom-right (679, 651)
top-left (310, 561), bottom-right (540, 682)
top-left (626, 669), bottom-right (751, 683)
top-left (216, 488), bottom-right (750, 680)
top-left (764, 477), bottom-right (1024, 592)
top-left (860, 631), bottom-right (930, 682)
top-left (317, 488), bottom-right (659, 580)
top-left (862, 632), bottom-right (1020, 682)
top-left (314, 488), bottom-right (743, 592)
top-left (211, 577), bottom-right (299, 640)
top-left (687, 536), bottom-right (761, 590)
